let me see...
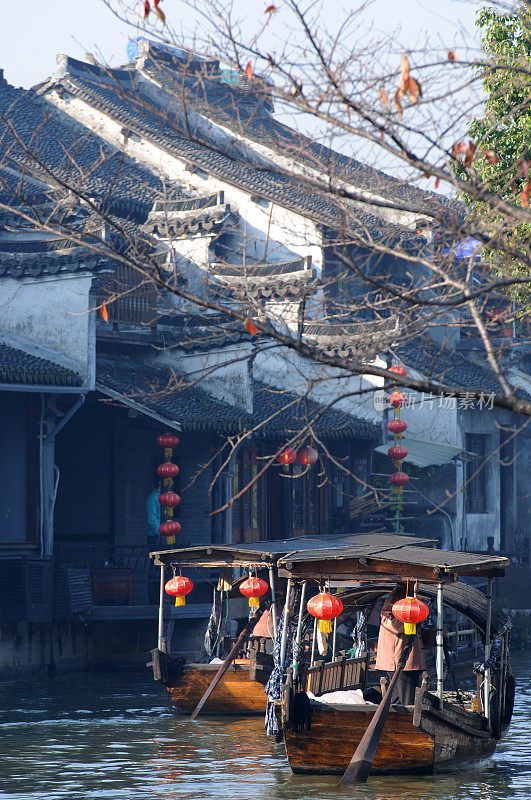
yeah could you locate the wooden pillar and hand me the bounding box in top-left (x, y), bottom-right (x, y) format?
top-left (310, 614), bottom-right (318, 667)
top-left (295, 580), bottom-right (307, 646)
top-left (158, 564), bottom-right (165, 652)
top-left (294, 580), bottom-right (307, 678)
top-left (279, 578), bottom-right (292, 668)
top-left (436, 582), bottom-right (444, 707)
top-left (268, 566), bottom-right (278, 641)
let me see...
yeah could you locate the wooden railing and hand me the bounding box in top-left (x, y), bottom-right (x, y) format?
top-left (307, 653), bottom-right (369, 696)
top-left (95, 264), bottom-right (157, 329)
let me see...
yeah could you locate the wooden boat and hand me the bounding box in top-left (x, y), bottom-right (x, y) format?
top-left (149, 543), bottom-right (283, 715)
top-left (151, 649), bottom-right (272, 714)
top-left (149, 534), bottom-right (436, 717)
top-left (275, 542), bottom-right (514, 776)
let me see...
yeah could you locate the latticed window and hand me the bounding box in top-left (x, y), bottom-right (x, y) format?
top-left (232, 445), bottom-right (263, 543)
top-left (465, 434), bottom-right (488, 513)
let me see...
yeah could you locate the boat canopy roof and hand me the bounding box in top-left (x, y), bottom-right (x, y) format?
top-left (150, 533), bottom-right (437, 568)
top-left (278, 542), bottom-right (509, 582)
top-left (335, 582), bottom-right (510, 640)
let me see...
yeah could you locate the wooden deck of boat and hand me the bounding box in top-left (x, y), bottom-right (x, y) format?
top-left (168, 663), bottom-right (268, 715)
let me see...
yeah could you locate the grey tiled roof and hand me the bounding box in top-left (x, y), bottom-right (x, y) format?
top-left (139, 43), bottom-right (457, 217)
top-left (396, 342), bottom-right (526, 398)
top-left (0, 343), bottom-right (82, 386)
top-left (96, 356), bottom-right (380, 440)
top-left (97, 356), bottom-right (253, 433)
top-left (0, 75), bottom-right (177, 218)
top-left (51, 57), bottom-right (420, 245)
top-left (251, 380), bottom-right (381, 441)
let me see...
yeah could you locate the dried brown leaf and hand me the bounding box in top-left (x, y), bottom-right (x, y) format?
top-left (399, 55), bottom-right (410, 93)
top-left (393, 89), bottom-right (403, 116)
top-left (381, 88), bottom-right (389, 107)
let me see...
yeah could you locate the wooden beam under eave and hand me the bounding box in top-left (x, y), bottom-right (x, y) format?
top-left (281, 559), bottom-right (456, 583)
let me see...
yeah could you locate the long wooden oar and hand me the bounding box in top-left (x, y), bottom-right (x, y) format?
top-left (190, 600), bottom-right (269, 720)
top-left (340, 636), bottom-right (415, 784)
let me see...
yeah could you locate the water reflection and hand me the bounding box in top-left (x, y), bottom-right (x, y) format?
top-left (0, 654), bottom-right (529, 800)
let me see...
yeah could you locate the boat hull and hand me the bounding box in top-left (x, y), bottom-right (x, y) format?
top-left (282, 702), bottom-right (498, 775)
top-left (168, 664), bottom-right (268, 715)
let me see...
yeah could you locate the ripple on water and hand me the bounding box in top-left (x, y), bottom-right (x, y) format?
top-left (0, 654), bottom-right (530, 800)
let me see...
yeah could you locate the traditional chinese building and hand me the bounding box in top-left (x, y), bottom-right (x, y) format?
top-left (0, 47), bottom-right (528, 673)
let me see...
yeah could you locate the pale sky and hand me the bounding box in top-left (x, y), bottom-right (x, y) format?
top-left (1, 0), bottom-right (487, 191)
top-left (2, 0), bottom-right (483, 89)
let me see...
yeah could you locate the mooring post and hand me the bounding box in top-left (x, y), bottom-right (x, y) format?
top-left (158, 564), bottom-right (165, 652)
top-left (436, 581), bottom-right (444, 707)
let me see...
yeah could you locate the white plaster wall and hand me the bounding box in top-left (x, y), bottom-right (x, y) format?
top-left (0, 274), bottom-right (95, 386)
top-left (157, 344), bottom-right (253, 412)
top-left (398, 392), bottom-right (460, 446)
top-left (254, 347), bottom-right (383, 423)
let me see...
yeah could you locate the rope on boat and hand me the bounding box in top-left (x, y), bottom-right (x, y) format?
top-left (264, 605), bottom-right (296, 735)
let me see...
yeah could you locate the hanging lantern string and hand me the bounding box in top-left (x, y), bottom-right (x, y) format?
top-left (387, 368), bottom-right (409, 515)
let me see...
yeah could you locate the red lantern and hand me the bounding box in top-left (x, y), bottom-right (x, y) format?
top-left (387, 418), bottom-right (407, 435)
top-left (159, 520), bottom-right (181, 537)
top-left (165, 576), bottom-right (193, 607)
top-left (389, 365), bottom-right (407, 377)
top-left (388, 390), bottom-right (407, 408)
top-left (388, 445), bottom-right (408, 461)
top-left (277, 447), bottom-right (296, 465)
top-left (159, 491), bottom-right (181, 512)
top-left (390, 471), bottom-right (409, 486)
top-left (297, 446), bottom-right (318, 466)
top-left (157, 462), bottom-right (180, 479)
top-left (307, 592), bottom-right (343, 634)
top-left (392, 596), bottom-right (429, 634)
top-left (157, 434), bottom-right (180, 449)
top-left (239, 576), bottom-right (269, 609)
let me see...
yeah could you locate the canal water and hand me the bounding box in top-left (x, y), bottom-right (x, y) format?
top-left (1, 654), bottom-right (529, 800)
